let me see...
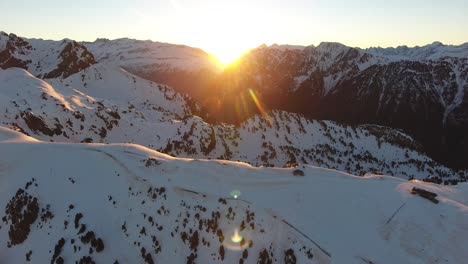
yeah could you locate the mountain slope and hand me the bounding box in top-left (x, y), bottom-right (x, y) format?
top-left (206, 43), bottom-right (468, 169)
top-left (0, 64), bottom-right (195, 143)
top-left (82, 38), bottom-right (220, 99)
top-left (0, 66), bottom-right (464, 181)
top-left (1, 127), bottom-right (468, 263)
top-left (320, 57), bottom-right (468, 168)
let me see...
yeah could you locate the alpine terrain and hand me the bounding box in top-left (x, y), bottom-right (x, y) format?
top-left (0, 31), bottom-right (467, 263)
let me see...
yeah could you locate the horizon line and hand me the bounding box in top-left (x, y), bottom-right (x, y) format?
top-left (2, 29), bottom-right (468, 54)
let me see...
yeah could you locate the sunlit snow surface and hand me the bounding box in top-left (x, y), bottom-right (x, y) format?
top-left (0, 127), bottom-right (467, 263)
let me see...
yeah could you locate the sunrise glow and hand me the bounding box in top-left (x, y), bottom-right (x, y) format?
top-left (211, 48), bottom-right (248, 67)
top-left (168, 1), bottom-right (261, 66)
top-left (2, 0), bottom-right (467, 57)
top-left (1, 0), bottom-right (467, 262)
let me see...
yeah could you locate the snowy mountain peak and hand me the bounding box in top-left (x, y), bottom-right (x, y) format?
top-left (429, 41), bottom-right (444, 47)
top-left (365, 41), bottom-right (468, 61)
top-left (93, 38), bottom-right (111, 44)
top-left (61, 62), bottom-right (195, 117)
top-left (0, 32), bottom-right (95, 79)
top-left (269, 44), bottom-right (306, 51)
top-left (316, 42), bottom-right (349, 51)
top-left (83, 37), bottom-right (219, 73)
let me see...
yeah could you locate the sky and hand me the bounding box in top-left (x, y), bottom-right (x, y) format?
top-left (1, 0), bottom-right (467, 63)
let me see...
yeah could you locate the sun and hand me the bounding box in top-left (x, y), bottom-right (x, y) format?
top-left (214, 52), bottom-right (241, 67)
top-left (209, 45), bottom-right (250, 67)
top-left (164, 1), bottom-right (261, 67)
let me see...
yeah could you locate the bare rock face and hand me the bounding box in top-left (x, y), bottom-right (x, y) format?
top-left (42, 41), bottom-right (96, 79)
top-left (0, 33), bottom-right (32, 70)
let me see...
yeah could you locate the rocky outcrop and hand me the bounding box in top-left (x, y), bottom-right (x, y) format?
top-left (42, 41), bottom-right (96, 79)
top-left (0, 32), bottom-right (95, 79)
top-left (0, 33), bottom-right (32, 70)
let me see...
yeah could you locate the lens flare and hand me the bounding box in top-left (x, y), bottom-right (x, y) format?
top-left (249, 89), bottom-right (271, 124)
top-left (231, 228), bottom-right (243, 243)
top-left (230, 190), bottom-right (241, 199)
top-left (223, 227), bottom-right (251, 251)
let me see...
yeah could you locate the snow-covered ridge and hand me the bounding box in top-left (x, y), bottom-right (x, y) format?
top-left (365, 41), bottom-right (468, 61)
top-left (230, 41), bottom-right (386, 95)
top-left (266, 44), bottom-right (307, 51)
top-left (0, 125), bottom-right (38, 142)
top-left (59, 63), bottom-right (196, 116)
top-left (0, 128), bottom-right (467, 263)
top-left (82, 37), bottom-right (220, 73)
top-left (263, 41), bottom-right (468, 61)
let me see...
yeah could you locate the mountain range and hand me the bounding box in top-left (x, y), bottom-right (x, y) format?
top-left (0, 59), bottom-right (465, 182)
top-left (206, 42), bottom-right (468, 170)
top-left (1, 31), bottom-right (468, 263)
top-left (1, 31), bottom-right (467, 178)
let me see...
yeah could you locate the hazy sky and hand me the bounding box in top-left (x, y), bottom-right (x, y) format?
top-left (2, 0), bottom-right (467, 61)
